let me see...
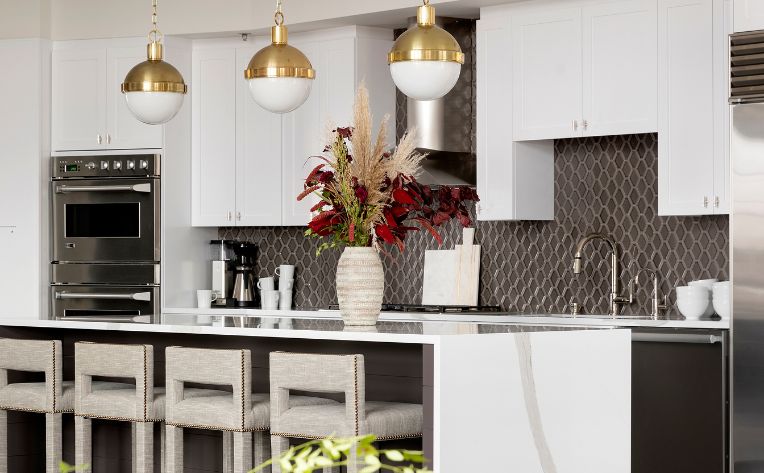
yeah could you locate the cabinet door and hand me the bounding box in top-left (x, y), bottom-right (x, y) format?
top-left (512, 8), bottom-right (583, 140)
top-left (714, 0), bottom-right (731, 214)
top-left (235, 44), bottom-right (283, 226)
top-left (658, 0), bottom-right (716, 215)
top-left (106, 45), bottom-right (164, 150)
top-left (191, 47), bottom-right (237, 227)
top-left (281, 37), bottom-right (355, 226)
top-left (582, 0), bottom-right (657, 137)
top-left (52, 45), bottom-right (107, 151)
top-left (733, 0), bottom-right (764, 32)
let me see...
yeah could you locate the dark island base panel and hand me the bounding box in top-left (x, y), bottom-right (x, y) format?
top-left (0, 326), bottom-right (431, 473)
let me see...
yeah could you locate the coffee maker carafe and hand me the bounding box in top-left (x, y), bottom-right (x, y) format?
top-left (209, 240), bottom-right (234, 306)
top-left (232, 242), bottom-right (258, 307)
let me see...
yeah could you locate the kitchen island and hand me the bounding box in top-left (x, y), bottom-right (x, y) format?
top-left (0, 315), bottom-right (631, 473)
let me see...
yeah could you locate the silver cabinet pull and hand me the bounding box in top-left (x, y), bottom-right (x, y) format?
top-left (704, 196), bottom-right (709, 208)
top-left (106, 133), bottom-right (112, 145)
top-left (56, 183), bottom-right (151, 194)
top-left (227, 211), bottom-right (232, 221)
top-left (582, 119), bottom-right (589, 130)
top-left (55, 291), bottom-right (151, 302)
top-left (572, 120), bottom-right (579, 131)
top-left (97, 134), bottom-right (103, 145)
top-left (632, 332), bottom-right (723, 344)
top-left (236, 211), bottom-right (241, 221)
top-left (715, 196), bottom-right (720, 208)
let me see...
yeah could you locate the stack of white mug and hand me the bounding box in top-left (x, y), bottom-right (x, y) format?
top-left (258, 264), bottom-right (295, 310)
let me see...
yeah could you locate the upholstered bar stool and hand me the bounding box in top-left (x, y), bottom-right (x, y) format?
top-left (0, 338), bottom-right (65, 473)
top-left (269, 352), bottom-right (424, 473)
top-left (74, 342), bottom-right (164, 473)
top-left (164, 346), bottom-right (338, 473)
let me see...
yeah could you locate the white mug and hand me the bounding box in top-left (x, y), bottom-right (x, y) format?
top-left (196, 289), bottom-right (217, 309)
top-left (257, 277), bottom-right (275, 291)
top-left (275, 265), bottom-right (295, 280)
top-left (279, 279), bottom-right (295, 291)
top-left (279, 289), bottom-right (293, 311)
top-left (260, 290), bottom-right (280, 310)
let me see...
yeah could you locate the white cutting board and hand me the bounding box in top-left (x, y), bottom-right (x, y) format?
top-left (422, 228), bottom-right (481, 306)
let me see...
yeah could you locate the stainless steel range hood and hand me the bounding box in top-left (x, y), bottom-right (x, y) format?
top-left (401, 18), bottom-right (476, 187)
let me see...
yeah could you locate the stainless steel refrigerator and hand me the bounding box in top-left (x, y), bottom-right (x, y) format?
top-left (730, 30), bottom-right (764, 473)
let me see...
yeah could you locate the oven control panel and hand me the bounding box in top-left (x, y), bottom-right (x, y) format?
top-left (52, 154), bottom-right (160, 179)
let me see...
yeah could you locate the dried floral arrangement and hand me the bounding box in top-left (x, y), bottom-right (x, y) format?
top-left (298, 85), bottom-right (479, 254)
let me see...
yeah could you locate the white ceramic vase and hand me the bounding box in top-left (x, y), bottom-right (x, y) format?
top-left (336, 247), bottom-right (384, 326)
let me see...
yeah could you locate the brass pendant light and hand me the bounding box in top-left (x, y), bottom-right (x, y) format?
top-left (121, 0), bottom-right (188, 125)
top-left (244, 0), bottom-right (316, 114)
top-left (388, 0), bottom-right (465, 101)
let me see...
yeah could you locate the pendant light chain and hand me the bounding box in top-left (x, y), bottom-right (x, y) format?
top-left (149, 0), bottom-right (163, 43)
top-left (275, 0), bottom-right (284, 26)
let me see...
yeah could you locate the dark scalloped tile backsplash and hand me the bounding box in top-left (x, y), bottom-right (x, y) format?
top-left (220, 133), bottom-right (729, 315)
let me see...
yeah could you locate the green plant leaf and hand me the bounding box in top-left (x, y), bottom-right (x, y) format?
top-left (384, 450), bottom-right (405, 462)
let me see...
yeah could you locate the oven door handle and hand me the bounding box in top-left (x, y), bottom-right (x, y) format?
top-left (55, 183), bottom-right (151, 194)
top-left (54, 291), bottom-right (152, 302)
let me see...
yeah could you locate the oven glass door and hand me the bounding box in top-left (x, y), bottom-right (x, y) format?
top-left (51, 285), bottom-right (159, 323)
top-left (52, 178), bottom-right (159, 262)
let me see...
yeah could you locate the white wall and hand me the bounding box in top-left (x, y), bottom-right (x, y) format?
top-left (0, 0), bottom-right (50, 39)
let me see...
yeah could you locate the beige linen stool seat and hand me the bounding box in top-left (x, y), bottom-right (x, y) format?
top-left (269, 352), bottom-right (424, 473)
top-left (0, 338), bottom-right (67, 473)
top-left (164, 346), bottom-right (338, 473)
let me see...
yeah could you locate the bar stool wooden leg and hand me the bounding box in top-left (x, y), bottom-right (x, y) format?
top-left (223, 431), bottom-right (233, 473)
top-left (165, 425), bottom-right (183, 473)
top-left (271, 436), bottom-right (289, 473)
top-left (75, 416), bottom-right (92, 469)
top-left (253, 431), bottom-right (270, 470)
top-left (233, 431), bottom-right (252, 473)
top-left (45, 413), bottom-right (62, 473)
top-left (134, 422), bottom-right (154, 473)
top-left (0, 410), bottom-right (7, 473)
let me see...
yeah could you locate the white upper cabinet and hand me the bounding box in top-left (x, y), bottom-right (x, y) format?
top-left (191, 45), bottom-right (238, 227)
top-left (235, 43), bottom-right (283, 227)
top-left (191, 27), bottom-right (394, 228)
top-left (512, 0), bottom-right (657, 141)
top-left (658, 0), bottom-right (729, 215)
top-left (512, 8), bottom-right (584, 140)
top-left (478, 12), bottom-right (554, 221)
top-left (106, 46), bottom-right (164, 150)
top-left (52, 39), bottom-right (163, 152)
top-left (582, 0), bottom-right (657, 136)
top-left (733, 0), bottom-right (764, 32)
top-left (52, 45), bottom-right (106, 151)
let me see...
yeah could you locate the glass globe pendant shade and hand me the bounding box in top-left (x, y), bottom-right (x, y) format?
top-left (244, 19), bottom-right (315, 114)
top-left (388, 1), bottom-right (464, 101)
top-left (122, 42), bottom-right (187, 125)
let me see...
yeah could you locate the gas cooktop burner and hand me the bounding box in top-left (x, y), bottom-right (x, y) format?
top-left (326, 304), bottom-right (503, 314)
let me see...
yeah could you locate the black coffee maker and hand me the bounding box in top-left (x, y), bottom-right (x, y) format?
top-left (231, 242), bottom-right (258, 307)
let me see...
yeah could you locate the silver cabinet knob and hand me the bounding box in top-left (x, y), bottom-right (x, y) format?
top-left (85, 162), bottom-right (96, 170)
top-left (704, 196), bottom-right (709, 208)
top-left (139, 160), bottom-right (149, 170)
top-left (126, 160), bottom-right (135, 170)
top-left (100, 161), bottom-right (109, 170)
top-left (582, 119), bottom-right (589, 130)
top-left (572, 120), bottom-right (579, 131)
top-left (97, 134), bottom-right (103, 145)
top-left (106, 133), bottom-right (112, 145)
top-left (113, 161), bottom-right (122, 170)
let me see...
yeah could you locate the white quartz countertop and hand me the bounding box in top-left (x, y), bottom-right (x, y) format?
top-left (0, 314), bottom-right (600, 345)
top-left (162, 307), bottom-right (730, 330)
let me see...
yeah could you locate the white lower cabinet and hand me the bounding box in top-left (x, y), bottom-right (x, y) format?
top-left (52, 38), bottom-right (163, 152)
top-left (478, 12), bottom-right (554, 221)
top-left (191, 27), bottom-right (394, 227)
top-left (658, 0), bottom-right (730, 216)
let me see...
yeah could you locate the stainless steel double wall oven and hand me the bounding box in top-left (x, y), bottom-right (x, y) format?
top-left (50, 154), bottom-right (161, 323)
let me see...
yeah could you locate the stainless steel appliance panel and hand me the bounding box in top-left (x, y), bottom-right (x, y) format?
top-left (51, 263), bottom-right (160, 286)
top-left (51, 177), bottom-right (160, 262)
top-left (731, 101), bottom-right (764, 472)
top-left (51, 285), bottom-right (159, 323)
